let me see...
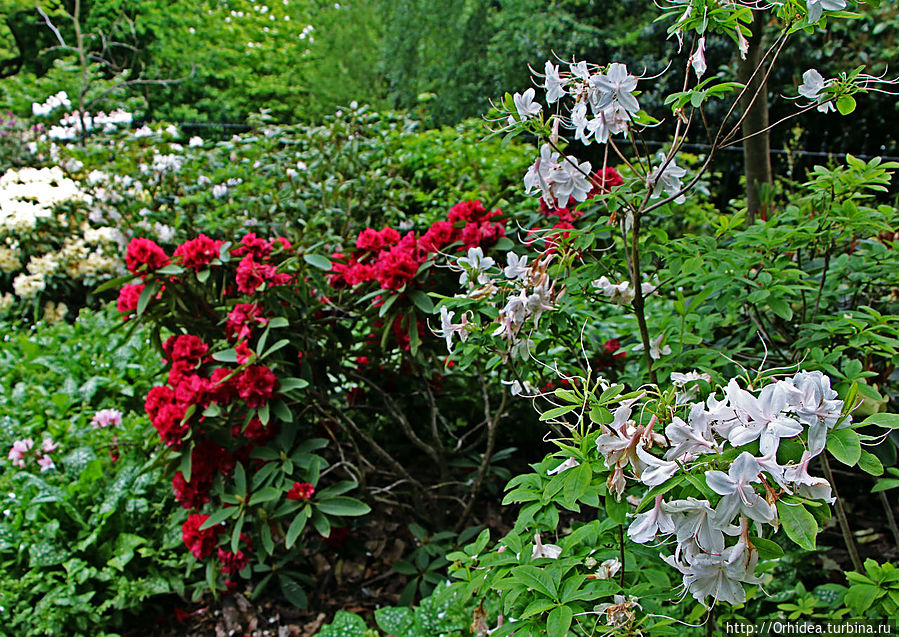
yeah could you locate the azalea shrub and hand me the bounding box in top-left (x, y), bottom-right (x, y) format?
top-left (112, 185), bottom-right (558, 603)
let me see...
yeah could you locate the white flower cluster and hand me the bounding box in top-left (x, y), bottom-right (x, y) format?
top-left (0, 167), bottom-right (91, 233)
top-left (47, 109), bottom-right (133, 140)
top-left (524, 143), bottom-right (593, 209)
top-left (441, 248), bottom-right (561, 362)
top-left (593, 370), bottom-right (847, 606)
top-left (32, 91), bottom-right (71, 117)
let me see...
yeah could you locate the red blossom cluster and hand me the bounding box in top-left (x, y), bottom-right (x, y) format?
top-left (182, 513), bottom-right (223, 559)
top-left (329, 200), bottom-right (505, 291)
top-left (117, 233), bottom-right (293, 317)
top-left (539, 167), bottom-right (623, 223)
top-left (286, 481), bottom-right (315, 500)
top-left (172, 440), bottom-right (235, 509)
top-left (594, 338), bottom-right (628, 372)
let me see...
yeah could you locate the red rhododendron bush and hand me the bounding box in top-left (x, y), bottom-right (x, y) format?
top-left (111, 196), bottom-right (571, 602)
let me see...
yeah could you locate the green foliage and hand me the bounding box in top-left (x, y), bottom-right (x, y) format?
top-left (0, 307), bottom-right (185, 636)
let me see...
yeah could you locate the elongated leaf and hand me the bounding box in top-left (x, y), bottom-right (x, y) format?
top-left (547, 606), bottom-right (573, 635)
top-left (316, 496), bottom-right (370, 517)
top-left (200, 507), bottom-right (238, 530)
top-left (303, 253), bottom-right (331, 270)
top-left (249, 486), bottom-right (281, 506)
top-left (827, 428), bottom-right (861, 466)
top-left (776, 501), bottom-right (817, 551)
top-left (285, 508), bottom-right (310, 549)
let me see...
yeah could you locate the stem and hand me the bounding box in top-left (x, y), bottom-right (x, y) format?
top-left (811, 239), bottom-right (834, 322)
top-left (630, 211), bottom-right (658, 386)
top-left (878, 490), bottom-right (899, 550)
top-left (617, 524), bottom-right (625, 587)
top-left (819, 454), bottom-right (864, 572)
top-left (454, 368), bottom-right (508, 532)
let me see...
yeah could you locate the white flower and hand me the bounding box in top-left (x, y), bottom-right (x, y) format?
top-left (690, 37), bottom-right (707, 79)
top-left (593, 276), bottom-right (634, 305)
top-left (635, 445), bottom-right (680, 486)
top-left (629, 494), bottom-right (676, 544)
top-left (798, 69), bottom-right (836, 113)
top-left (596, 558), bottom-right (622, 580)
top-left (807, 0), bottom-right (848, 23)
top-left (532, 533), bottom-right (562, 559)
top-left (648, 153), bottom-right (687, 204)
top-left (592, 63), bottom-right (640, 114)
top-left (784, 450), bottom-right (834, 503)
top-left (436, 306), bottom-right (470, 352)
top-left (665, 404), bottom-right (717, 461)
top-left (503, 252), bottom-right (528, 280)
top-left (188, 136), bottom-right (204, 147)
top-left (523, 143), bottom-right (592, 208)
top-left (457, 247), bottom-right (495, 286)
top-left (547, 457), bottom-right (580, 475)
top-left (663, 498), bottom-right (725, 555)
top-left (705, 452), bottom-right (775, 525)
top-left (725, 380), bottom-right (803, 456)
top-left (512, 87), bottom-right (542, 122)
top-left (543, 61), bottom-right (566, 104)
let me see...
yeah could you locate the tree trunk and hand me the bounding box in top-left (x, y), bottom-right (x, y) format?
top-left (737, 10), bottom-right (772, 224)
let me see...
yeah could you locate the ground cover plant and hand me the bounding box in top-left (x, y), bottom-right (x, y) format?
top-left (1, 0), bottom-right (899, 635)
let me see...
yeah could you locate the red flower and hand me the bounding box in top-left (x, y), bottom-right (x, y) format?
top-left (174, 234), bottom-right (223, 272)
top-left (378, 226), bottom-right (401, 246)
top-left (172, 373), bottom-right (213, 407)
top-left (374, 245), bottom-right (420, 290)
top-left (125, 238), bottom-right (169, 275)
top-left (182, 513), bottom-right (222, 559)
top-left (217, 548), bottom-right (249, 575)
top-left (164, 334), bottom-right (209, 364)
top-left (116, 283), bottom-right (144, 314)
top-left (355, 227), bottom-right (384, 251)
top-left (145, 386), bottom-right (189, 447)
top-left (419, 221), bottom-right (457, 253)
top-left (225, 303), bottom-right (268, 342)
top-left (286, 481), bottom-right (315, 500)
top-left (235, 340), bottom-right (254, 365)
top-left (173, 441), bottom-right (234, 509)
top-left (231, 233), bottom-right (273, 260)
top-left (209, 368), bottom-right (238, 405)
top-left (231, 416), bottom-right (277, 444)
top-left (236, 365), bottom-right (279, 407)
top-left (590, 166), bottom-right (623, 195)
top-left (448, 200), bottom-right (486, 224)
top-left (236, 255), bottom-right (275, 294)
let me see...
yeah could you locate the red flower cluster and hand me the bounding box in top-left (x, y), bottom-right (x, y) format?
top-left (594, 338), bottom-right (627, 372)
top-left (173, 234), bottom-right (224, 272)
top-left (116, 283), bottom-right (144, 314)
top-left (329, 200), bottom-right (505, 291)
top-left (235, 365), bottom-right (280, 408)
top-left (172, 440), bottom-right (234, 509)
top-left (217, 548), bottom-right (249, 575)
top-left (125, 238), bottom-right (169, 275)
top-left (225, 303), bottom-right (268, 341)
top-left (182, 513), bottom-right (223, 559)
top-left (539, 167), bottom-right (623, 223)
top-left (286, 481), bottom-right (315, 500)
top-left (236, 254), bottom-right (292, 294)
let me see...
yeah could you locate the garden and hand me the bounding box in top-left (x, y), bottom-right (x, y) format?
top-left (1, 1), bottom-right (899, 635)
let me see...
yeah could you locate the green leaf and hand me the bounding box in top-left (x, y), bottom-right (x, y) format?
top-left (547, 606), bottom-right (573, 635)
top-left (303, 253), bottom-right (331, 270)
top-left (844, 584), bottom-right (883, 613)
top-left (316, 496), bottom-right (371, 517)
top-left (827, 428), bottom-right (862, 466)
top-left (857, 450), bottom-right (884, 476)
top-left (540, 404), bottom-right (578, 422)
top-left (836, 95), bottom-right (857, 116)
top-left (513, 565), bottom-right (556, 598)
top-left (871, 478), bottom-right (899, 493)
top-left (249, 486), bottom-right (281, 506)
top-left (136, 280), bottom-right (160, 315)
top-left (200, 507), bottom-right (238, 530)
top-left (212, 348), bottom-right (238, 363)
top-left (285, 508), bottom-right (310, 549)
top-left (776, 501), bottom-right (817, 551)
top-left (407, 290), bottom-right (434, 314)
top-left (859, 413), bottom-right (899, 429)
top-left (279, 574), bottom-right (308, 609)
top-left (375, 607), bottom-right (415, 634)
top-left (234, 462), bottom-right (247, 497)
top-left (750, 537), bottom-right (785, 560)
